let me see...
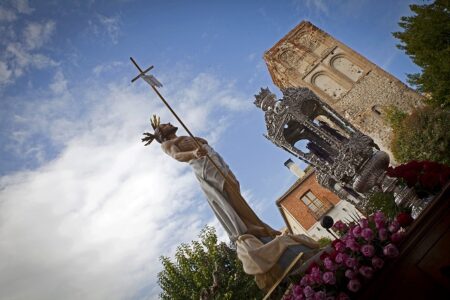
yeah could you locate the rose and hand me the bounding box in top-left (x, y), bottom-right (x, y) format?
top-left (337, 293), bottom-right (350, 300)
top-left (345, 257), bottom-right (358, 268)
top-left (323, 257), bottom-right (336, 271)
top-left (292, 285), bottom-right (303, 297)
top-left (335, 253), bottom-right (348, 264)
top-left (352, 225), bottom-right (362, 238)
top-left (361, 244), bottom-right (375, 257)
top-left (310, 267), bottom-right (323, 284)
top-left (304, 286), bottom-right (314, 298)
top-left (345, 238), bottom-right (359, 251)
top-left (300, 274), bottom-right (312, 286)
top-left (391, 231), bottom-right (405, 244)
top-left (314, 291), bottom-right (326, 300)
top-left (396, 212), bottom-right (413, 227)
top-left (359, 265), bottom-right (374, 278)
top-left (388, 220), bottom-right (400, 233)
top-left (373, 211), bottom-right (385, 223)
top-left (322, 271), bottom-right (336, 285)
top-left (378, 228), bottom-right (388, 241)
top-left (334, 241), bottom-right (346, 253)
top-left (359, 218), bottom-right (369, 228)
top-left (361, 228), bottom-right (374, 241)
top-left (333, 220), bottom-right (348, 232)
top-left (347, 279), bottom-right (361, 292)
top-left (345, 269), bottom-right (356, 279)
top-left (383, 243), bottom-right (399, 258)
top-left (372, 256), bottom-right (384, 269)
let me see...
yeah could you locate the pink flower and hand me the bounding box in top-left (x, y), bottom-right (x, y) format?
top-left (388, 220), bottom-right (400, 233)
top-left (359, 219), bottom-right (369, 228)
top-left (334, 241), bottom-right (346, 253)
top-left (391, 231), bottom-right (405, 244)
top-left (345, 269), bottom-right (356, 279)
top-left (304, 286), bottom-right (314, 298)
top-left (373, 211), bottom-right (385, 223)
top-left (310, 267), bottom-right (323, 284)
top-left (337, 293), bottom-right (350, 300)
top-left (314, 291), bottom-right (326, 300)
top-left (347, 279), bottom-right (361, 292)
top-left (292, 285), bottom-right (303, 296)
top-left (333, 220), bottom-right (347, 232)
top-left (352, 225), bottom-right (362, 238)
top-left (359, 265), bottom-right (374, 278)
top-left (375, 219), bottom-right (385, 229)
top-left (361, 244), bottom-right (375, 257)
top-left (323, 257), bottom-right (336, 271)
top-left (300, 274), bottom-right (312, 286)
top-left (361, 228), bottom-right (374, 241)
top-left (383, 243), bottom-right (399, 258)
top-left (335, 253), bottom-right (348, 264)
top-left (372, 256), bottom-right (384, 269)
top-left (323, 271), bottom-right (336, 285)
top-left (378, 228), bottom-right (388, 241)
top-left (345, 257), bottom-right (358, 269)
top-left (345, 238), bottom-right (360, 251)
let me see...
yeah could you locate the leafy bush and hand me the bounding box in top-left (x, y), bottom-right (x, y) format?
top-left (390, 106), bottom-right (450, 165)
top-left (363, 192), bottom-right (399, 219)
top-left (317, 237), bottom-right (332, 248)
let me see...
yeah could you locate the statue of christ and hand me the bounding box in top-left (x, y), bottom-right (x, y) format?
top-left (142, 116), bottom-right (280, 242)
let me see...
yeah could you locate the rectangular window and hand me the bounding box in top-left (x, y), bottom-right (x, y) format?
top-left (300, 191), bottom-right (331, 219)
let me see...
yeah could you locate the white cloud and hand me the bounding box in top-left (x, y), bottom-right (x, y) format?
top-left (0, 68), bottom-right (249, 300)
top-left (23, 20), bottom-right (56, 50)
top-left (294, 0), bottom-right (330, 15)
top-left (0, 60), bottom-right (12, 84)
top-left (92, 61), bottom-right (124, 76)
top-left (49, 70), bottom-right (68, 95)
top-left (0, 18), bottom-right (57, 85)
top-left (11, 0), bottom-right (34, 14)
top-left (97, 14), bottom-right (120, 44)
top-left (0, 7), bottom-right (17, 22)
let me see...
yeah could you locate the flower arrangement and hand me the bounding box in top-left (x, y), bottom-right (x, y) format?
top-left (386, 160), bottom-right (450, 197)
top-left (283, 212), bottom-right (410, 300)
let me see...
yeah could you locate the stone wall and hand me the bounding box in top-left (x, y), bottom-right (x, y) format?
top-left (264, 21), bottom-right (424, 157)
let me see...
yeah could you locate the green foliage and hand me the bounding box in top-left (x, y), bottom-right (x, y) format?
top-left (384, 105), bottom-right (408, 130)
top-left (317, 237), bottom-right (332, 248)
top-left (392, 0), bottom-right (450, 108)
top-left (391, 106), bottom-right (450, 165)
top-left (364, 192), bottom-right (399, 219)
top-left (157, 226), bottom-right (263, 300)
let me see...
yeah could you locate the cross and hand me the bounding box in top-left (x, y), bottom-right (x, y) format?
top-left (130, 57), bottom-right (162, 87)
top-left (129, 57), bottom-right (230, 183)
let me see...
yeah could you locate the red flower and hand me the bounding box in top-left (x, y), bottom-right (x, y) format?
top-left (306, 261), bottom-right (319, 273)
top-left (402, 171), bottom-right (418, 187)
top-left (396, 212), bottom-right (413, 227)
top-left (419, 173), bottom-right (439, 190)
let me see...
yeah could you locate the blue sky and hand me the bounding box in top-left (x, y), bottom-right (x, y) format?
top-left (0, 0), bottom-right (421, 299)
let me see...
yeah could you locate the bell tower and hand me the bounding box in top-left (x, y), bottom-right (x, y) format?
top-left (264, 21), bottom-right (423, 158)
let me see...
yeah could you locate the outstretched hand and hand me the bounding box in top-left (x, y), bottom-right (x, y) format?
top-left (142, 132), bottom-right (155, 146)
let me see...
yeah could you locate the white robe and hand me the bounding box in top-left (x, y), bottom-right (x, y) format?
top-left (189, 145), bottom-right (248, 241)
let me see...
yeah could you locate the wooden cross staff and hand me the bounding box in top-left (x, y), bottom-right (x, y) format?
top-left (129, 57), bottom-right (231, 184)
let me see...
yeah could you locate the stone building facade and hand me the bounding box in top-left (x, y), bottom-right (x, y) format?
top-left (277, 168), bottom-right (361, 240)
top-left (264, 21), bottom-right (423, 157)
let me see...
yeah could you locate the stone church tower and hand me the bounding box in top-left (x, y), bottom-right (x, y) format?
top-left (264, 21), bottom-right (423, 157)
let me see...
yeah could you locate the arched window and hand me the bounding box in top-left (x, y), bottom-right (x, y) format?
top-left (311, 72), bottom-right (347, 99)
top-left (330, 55), bottom-right (364, 82)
